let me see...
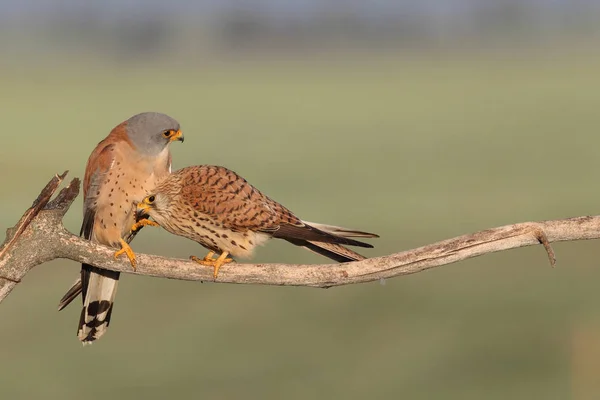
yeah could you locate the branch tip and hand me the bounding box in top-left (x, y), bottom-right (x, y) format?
top-left (0, 172), bottom-right (73, 260)
top-left (532, 227), bottom-right (556, 267)
top-left (56, 170), bottom-right (69, 181)
top-left (47, 177), bottom-right (80, 211)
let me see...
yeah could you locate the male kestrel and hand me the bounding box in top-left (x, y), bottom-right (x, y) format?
top-left (134, 165), bottom-right (378, 277)
top-left (57, 112), bottom-right (184, 344)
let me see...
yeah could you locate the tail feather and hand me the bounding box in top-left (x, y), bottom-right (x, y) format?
top-left (302, 221), bottom-right (379, 239)
top-left (300, 240), bottom-right (367, 262)
top-left (77, 264), bottom-right (120, 344)
top-left (284, 221), bottom-right (377, 262)
top-left (57, 278), bottom-right (83, 311)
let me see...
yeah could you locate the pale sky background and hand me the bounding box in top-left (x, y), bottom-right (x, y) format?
top-left (1, 0), bottom-right (597, 18)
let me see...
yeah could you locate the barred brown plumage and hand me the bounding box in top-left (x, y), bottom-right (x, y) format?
top-left (135, 165), bottom-right (379, 278)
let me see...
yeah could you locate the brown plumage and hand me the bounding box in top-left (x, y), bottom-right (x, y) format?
top-left (135, 165), bottom-right (378, 277)
top-left (58, 112), bottom-right (184, 344)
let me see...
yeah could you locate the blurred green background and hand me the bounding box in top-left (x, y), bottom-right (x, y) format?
top-left (2, 2), bottom-right (600, 399)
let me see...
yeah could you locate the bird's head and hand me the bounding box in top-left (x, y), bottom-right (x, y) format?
top-left (125, 112), bottom-right (184, 156)
top-left (136, 191), bottom-right (173, 220)
top-left (137, 193), bottom-right (157, 218)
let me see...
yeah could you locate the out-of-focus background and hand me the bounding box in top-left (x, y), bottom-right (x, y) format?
top-left (1, 1), bottom-right (600, 399)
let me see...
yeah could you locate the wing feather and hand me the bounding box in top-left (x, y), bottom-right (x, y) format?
top-left (177, 166), bottom-right (374, 248)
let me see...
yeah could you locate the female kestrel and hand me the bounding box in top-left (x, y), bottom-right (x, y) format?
top-left (134, 165), bottom-right (378, 278)
top-left (58, 112), bottom-right (184, 344)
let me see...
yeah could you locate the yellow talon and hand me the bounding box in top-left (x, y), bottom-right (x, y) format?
top-left (190, 251), bottom-right (233, 279)
top-left (131, 218), bottom-right (159, 232)
top-left (114, 238), bottom-right (137, 270)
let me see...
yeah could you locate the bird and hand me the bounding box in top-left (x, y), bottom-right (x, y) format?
top-left (133, 165), bottom-right (378, 278)
top-left (57, 112), bottom-right (184, 344)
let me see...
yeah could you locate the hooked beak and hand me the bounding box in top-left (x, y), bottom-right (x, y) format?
top-left (136, 202), bottom-right (151, 218)
top-left (170, 129), bottom-right (184, 143)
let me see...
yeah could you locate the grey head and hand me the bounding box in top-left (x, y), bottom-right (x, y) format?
top-left (124, 112), bottom-right (184, 156)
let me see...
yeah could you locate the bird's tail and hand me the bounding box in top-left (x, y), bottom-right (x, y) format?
top-left (57, 278), bottom-right (83, 311)
top-left (302, 221), bottom-right (379, 239)
top-left (77, 265), bottom-right (120, 344)
top-left (300, 240), bottom-right (368, 262)
top-left (286, 221), bottom-right (379, 262)
top-left (58, 229), bottom-right (142, 343)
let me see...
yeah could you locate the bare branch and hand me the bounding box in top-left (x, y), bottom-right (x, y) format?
top-left (0, 171), bottom-right (68, 261)
top-left (1, 172), bottom-right (599, 304)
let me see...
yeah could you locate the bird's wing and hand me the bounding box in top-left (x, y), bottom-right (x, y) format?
top-left (177, 165), bottom-right (296, 231)
top-left (81, 141), bottom-right (117, 239)
top-left (178, 165), bottom-right (373, 248)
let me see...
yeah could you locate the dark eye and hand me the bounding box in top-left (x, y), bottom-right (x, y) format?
top-left (162, 130), bottom-right (171, 138)
top-left (148, 195), bottom-right (155, 203)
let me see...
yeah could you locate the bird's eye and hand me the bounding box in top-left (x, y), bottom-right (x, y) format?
top-left (147, 195), bottom-right (156, 203)
top-left (162, 130), bottom-right (172, 138)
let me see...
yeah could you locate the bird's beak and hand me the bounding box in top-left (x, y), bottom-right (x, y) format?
top-left (136, 202), bottom-right (151, 217)
top-left (170, 130), bottom-right (184, 143)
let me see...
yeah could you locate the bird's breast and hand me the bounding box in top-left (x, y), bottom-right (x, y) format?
top-left (155, 209), bottom-right (270, 259)
top-left (93, 151), bottom-right (170, 245)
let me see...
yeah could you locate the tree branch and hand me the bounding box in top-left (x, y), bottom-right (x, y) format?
top-left (1, 172), bottom-right (598, 305)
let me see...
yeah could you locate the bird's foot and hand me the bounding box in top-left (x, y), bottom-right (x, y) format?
top-left (114, 238), bottom-right (137, 270)
top-left (190, 251), bottom-right (233, 279)
top-left (131, 218), bottom-right (159, 233)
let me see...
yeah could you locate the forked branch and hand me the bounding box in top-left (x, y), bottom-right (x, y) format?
top-left (1, 172), bottom-right (598, 304)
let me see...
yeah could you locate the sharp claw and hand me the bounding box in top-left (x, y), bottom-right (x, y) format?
top-left (190, 251), bottom-right (233, 279)
top-left (131, 218), bottom-right (159, 233)
top-left (115, 238), bottom-right (137, 270)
